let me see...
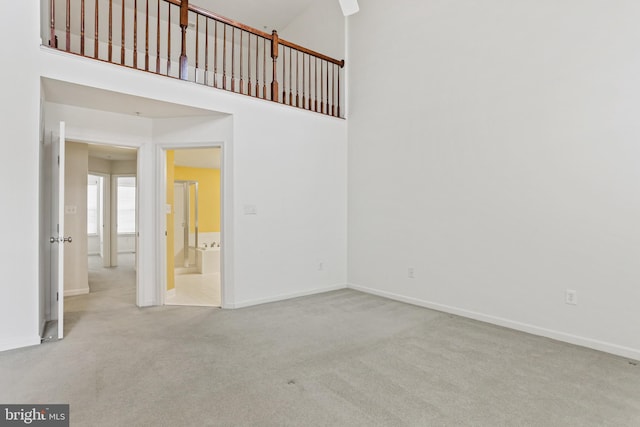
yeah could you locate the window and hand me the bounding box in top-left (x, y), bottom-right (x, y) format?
top-left (117, 177), bottom-right (136, 233)
top-left (87, 175), bottom-right (102, 235)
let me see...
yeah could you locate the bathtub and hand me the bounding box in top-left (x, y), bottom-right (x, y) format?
top-left (195, 246), bottom-right (220, 275)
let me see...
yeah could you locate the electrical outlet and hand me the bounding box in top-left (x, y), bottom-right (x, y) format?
top-left (565, 289), bottom-right (577, 305)
top-left (408, 267), bottom-right (415, 279)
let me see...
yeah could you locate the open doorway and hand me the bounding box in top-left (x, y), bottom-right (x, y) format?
top-left (165, 147), bottom-right (222, 307)
top-left (85, 144), bottom-right (138, 302)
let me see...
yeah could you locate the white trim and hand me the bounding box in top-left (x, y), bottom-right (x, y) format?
top-left (165, 288), bottom-right (176, 298)
top-left (39, 319), bottom-right (47, 338)
top-left (156, 142), bottom-right (231, 308)
top-left (156, 146), bottom-right (167, 306)
top-left (136, 144), bottom-right (149, 307)
top-left (228, 284), bottom-right (347, 309)
top-left (0, 336), bottom-right (42, 353)
top-left (344, 16), bottom-right (350, 118)
top-left (347, 283), bottom-right (640, 361)
top-left (64, 287), bottom-right (90, 297)
top-left (87, 171), bottom-right (111, 267)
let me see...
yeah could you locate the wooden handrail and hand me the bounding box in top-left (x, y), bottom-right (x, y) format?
top-left (167, 0), bottom-right (344, 67)
top-left (166, 0), bottom-right (273, 39)
top-left (271, 30), bottom-right (279, 102)
top-left (47, 0), bottom-right (345, 117)
top-left (279, 39), bottom-right (344, 67)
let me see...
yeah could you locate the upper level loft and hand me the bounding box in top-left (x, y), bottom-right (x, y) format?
top-left (43, 0), bottom-right (345, 118)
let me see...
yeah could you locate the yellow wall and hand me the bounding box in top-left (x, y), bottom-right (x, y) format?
top-left (174, 166), bottom-right (221, 233)
top-left (166, 150), bottom-right (175, 291)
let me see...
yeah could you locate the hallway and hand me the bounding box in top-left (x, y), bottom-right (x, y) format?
top-left (62, 254), bottom-right (137, 336)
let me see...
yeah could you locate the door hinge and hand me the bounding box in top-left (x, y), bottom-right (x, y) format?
top-left (57, 155), bottom-right (60, 166)
top-left (56, 292), bottom-right (59, 301)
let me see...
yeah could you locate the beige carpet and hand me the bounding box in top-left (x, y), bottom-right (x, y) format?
top-left (1, 267), bottom-right (639, 426)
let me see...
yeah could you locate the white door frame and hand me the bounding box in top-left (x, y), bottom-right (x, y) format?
top-left (54, 122), bottom-right (66, 339)
top-left (48, 133), bottom-right (144, 306)
top-left (87, 171), bottom-right (111, 266)
top-left (111, 173), bottom-right (137, 267)
top-left (156, 142), bottom-right (230, 308)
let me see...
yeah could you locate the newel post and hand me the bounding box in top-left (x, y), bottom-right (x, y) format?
top-left (49, 0), bottom-right (56, 47)
top-left (271, 30), bottom-right (279, 102)
top-left (179, 0), bottom-right (189, 80)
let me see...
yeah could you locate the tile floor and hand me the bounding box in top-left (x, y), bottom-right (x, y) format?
top-left (165, 271), bottom-right (221, 307)
top-left (89, 254), bottom-right (220, 307)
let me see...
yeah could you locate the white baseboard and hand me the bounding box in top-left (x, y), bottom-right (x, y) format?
top-left (347, 283), bottom-right (640, 361)
top-left (0, 335), bottom-right (41, 353)
top-left (166, 288), bottom-right (176, 298)
top-left (229, 284), bottom-right (347, 309)
top-left (64, 287), bottom-right (90, 297)
top-left (138, 300), bottom-right (157, 307)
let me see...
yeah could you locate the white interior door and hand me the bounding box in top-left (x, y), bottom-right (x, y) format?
top-left (50, 122), bottom-right (67, 339)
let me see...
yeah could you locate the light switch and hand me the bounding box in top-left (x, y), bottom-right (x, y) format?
top-left (244, 204), bottom-right (257, 215)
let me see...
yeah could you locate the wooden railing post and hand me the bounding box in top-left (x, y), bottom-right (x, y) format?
top-left (338, 60), bottom-right (344, 118)
top-left (179, 0), bottom-right (189, 80)
top-left (271, 30), bottom-right (279, 102)
top-left (65, 0), bottom-right (71, 51)
top-left (48, 0), bottom-right (345, 117)
top-left (80, 0), bottom-right (85, 55)
top-left (49, 0), bottom-right (55, 47)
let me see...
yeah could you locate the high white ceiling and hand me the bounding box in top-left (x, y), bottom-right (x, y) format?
top-left (43, 79), bottom-right (224, 163)
top-left (43, 78), bottom-right (223, 119)
top-left (87, 143), bottom-right (137, 161)
top-left (196, 0), bottom-right (318, 33)
top-left (85, 144), bottom-right (221, 167)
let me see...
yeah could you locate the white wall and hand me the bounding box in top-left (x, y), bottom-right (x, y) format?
top-left (88, 235), bottom-right (135, 255)
top-left (0, 2), bottom-right (42, 351)
top-left (39, 83), bottom-right (48, 336)
top-left (280, 0), bottom-right (345, 60)
top-left (3, 1), bottom-right (347, 353)
top-left (153, 110), bottom-right (348, 308)
top-left (347, 0), bottom-right (640, 360)
top-left (280, 1), bottom-right (346, 114)
top-left (40, 46), bottom-right (347, 311)
top-left (112, 160), bottom-right (137, 175)
top-left (88, 156), bottom-right (111, 174)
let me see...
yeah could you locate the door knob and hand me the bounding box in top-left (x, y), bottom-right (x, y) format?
top-left (49, 236), bottom-right (72, 243)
